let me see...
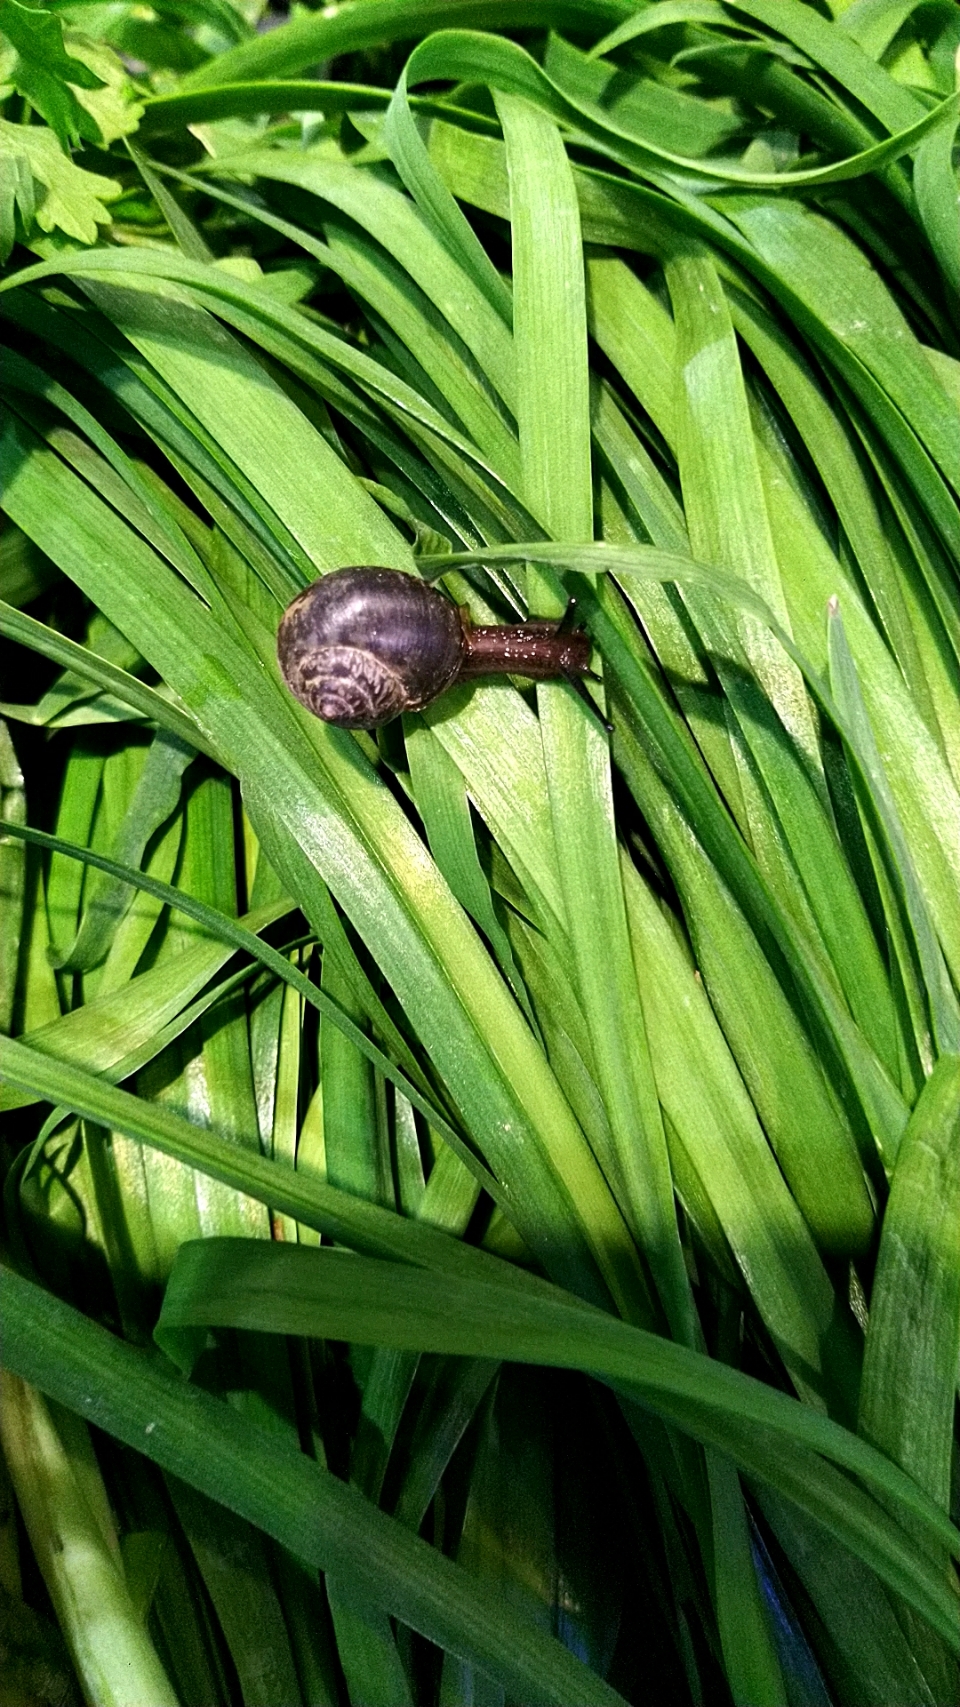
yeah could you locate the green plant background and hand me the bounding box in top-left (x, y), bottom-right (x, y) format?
top-left (1, 0), bottom-right (959, 1702)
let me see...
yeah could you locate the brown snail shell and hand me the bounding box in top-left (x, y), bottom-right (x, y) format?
top-left (277, 567), bottom-right (464, 729)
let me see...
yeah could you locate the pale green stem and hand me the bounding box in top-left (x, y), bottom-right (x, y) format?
top-left (0, 1370), bottom-right (179, 1707)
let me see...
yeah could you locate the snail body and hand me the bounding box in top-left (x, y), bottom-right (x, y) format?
top-left (277, 566), bottom-right (592, 729)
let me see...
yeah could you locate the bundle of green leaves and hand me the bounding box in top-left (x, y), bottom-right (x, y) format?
top-left (1, 0), bottom-right (959, 1702)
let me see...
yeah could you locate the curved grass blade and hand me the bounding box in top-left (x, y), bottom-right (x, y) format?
top-left (0, 245), bottom-right (526, 524)
top-left (914, 112), bottom-right (960, 303)
top-left (1, 416), bottom-right (645, 1311)
top-left (663, 241), bottom-right (898, 1072)
top-left (0, 718), bottom-right (25, 1037)
top-left (56, 731), bottom-right (194, 975)
top-left (706, 1446), bottom-right (786, 1707)
top-left (544, 31), bottom-right (748, 162)
top-left (852, 1054), bottom-right (960, 1702)
top-left (590, 1), bottom-right (748, 59)
top-left (727, 280), bottom-right (954, 729)
top-left (498, 87), bottom-right (693, 1342)
top-left (139, 78), bottom-right (504, 133)
top-left (620, 849), bottom-right (864, 1416)
top-left (858, 1053), bottom-right (960, 1509)
top-left (754, 1481), bottom-right (948, 1706)
top-left (717, 198), bottom-right (960, 507)
top-left (2, 1030), bottom-right (939, 1611)
top-left (612, 695), bottom-right (877, 1256)
top-left (152, 1238), bottom-right (960, 1609)
top-left (72, 278), bottom-right (406, 582)
top-left (835, 0), bottom-right (926, 60)
top-left (1, 1265), bottom-right (630, 1707)
top-left (397, 27), bottom-right (960, 189)
top-left (0, 820), bottom-right (473, 1160)
top-left (0, 291), bottom-right (317, 603)
top-left (827, 602), bottom-right (960, 1059)
top-left (0, 600), bottom-right (217, 759)
top-left (194, 150), bottom-right (516, 412)
top-left (384, 57), bottom-right (513, 324)
top-left (421, 540), bottom-right (911, 1159)
top-left (404, 717), bottom-right (533, 1023)
top-left (428, 118), bottom-right (960, 564)
top-left (423, 678), bottom-right (567, 939)
top-left (320, 214), bottom-right (521, 488)
top-left (0, 1033), bottom-right (581, 1297)
top-left (1, 345), bottom-right (210, 592)
top-left (727, 0), bottom-right (925, 130)
top-left (175, 0), bottom-right (632, 88)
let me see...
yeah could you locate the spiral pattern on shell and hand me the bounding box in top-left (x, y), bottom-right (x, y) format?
top-left (286, 643), bottom-right (409, 728)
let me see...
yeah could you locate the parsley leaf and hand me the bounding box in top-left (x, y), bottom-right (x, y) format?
top-left (0, 0), bottom-right (103, 148)
top-left (0, 116), bottom-right (119, 258)
top-left (57, 35), bottom-right (143, 146)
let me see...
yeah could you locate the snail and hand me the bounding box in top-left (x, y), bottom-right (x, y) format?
top-left (277, 566), bottom-right (594, 729)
